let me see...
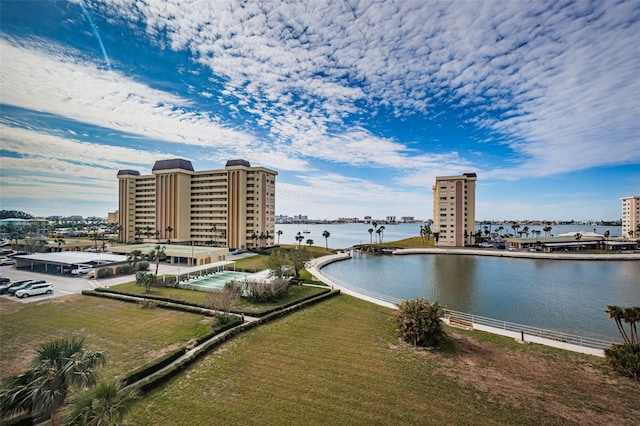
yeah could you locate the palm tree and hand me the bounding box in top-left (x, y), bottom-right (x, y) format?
top-left (154, 229), bottom-right (161, 242)
top-left (522, 226), bottom-right (530, 238)
top-left (605, 305), bottom-right (631, 345)
top-left (64, 380), bottom-right (138, 426)
top-left (623, 307), bottom-right (639, 344)
top-left (0, 337), bottom-right (106, 426)
top-left (378, 225), bottom-right (385, 243)
top-left (322, 230), bottom-right (330, 250)
top-left (251, 232), bottom-right (258, 249)
top-left (368, 228), bottom-right (374, 244)
top-left (276, 229), bottom-right (283, 244)
top-left (127, 249), bottom-right (142, 271)
top-left (165, 225), bottom-right (173, 244)
top-left (295, 231), bottom-right (304, 247)
top-left (259, 232), bottom-right (267, 248)
top-left (306, 239), bottom-right (314, 247)
top-left (574, 232), bottom-right (582, 251)
top-left (150, 245), bottom-right (166, 275)
top-left (543, 226), bottom-right (552, 237)
top-left (511, 223), bottom-right (520, 238)
top-left (55, 238), bottom-right (65, 252)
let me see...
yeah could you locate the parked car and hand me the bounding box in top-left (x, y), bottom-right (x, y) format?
top-left (8, 280), bottom-right (46, 296)
top-left (15, 282), bottom-right (53, 298)
top-left (0, 280), bottom-right (30, 294)
top-left (528, 247), bottom-right (537, 252)
top-left (71, 266), bottom-right (94, 275)
top-left (231, 249), bottom-right (244, 255)
top-left (478, 242), bottom-right (493, 248)
top-left (507, 247), bottom-right (516, 251)
top-left (0, 258), bottom-right (16, 266)
top-left (0, 277), bottom-right (10, 285)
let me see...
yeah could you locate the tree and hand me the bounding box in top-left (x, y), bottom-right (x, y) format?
top-left (251, 232), bottom-right (258, 248)
top-left (211, 224), bottom-right (217, 246)
top-left (295, 231), bottom-right (304, 247)
top-left (368, 228), bottom-right (374, 244)
top-left (127, 250), bottom-right (143, 271)
top-left (64, 380), bottom-right (138, 426)
top-left (135, 272), bottom-right (156, 292)
top-left (378, 225), bottom-right (385, 243)
top-left (205, 283), bottom-right (241, 322)
top-left (276, 229), bottom-right (283, 245)
top-left (511, 223), bottom-right (520, 237)
top-left (605, 305), bottom-right (640, 380)
top-left (259, 232), bottom-right (267, 248)
top-left (0, 337), bottom-right (106, 426)
top-left (574, 232), bottom-right (582, 251)
top-left (393, 299), bottom-right (445, 347)
top-left (266, 250), bottom-right (288, 279)
top-left (165, 225), bottom-right (173, 244)
top-left (220, 229), bottom-right (227, 247)
top-left (306, 238), bottom-right (314, 246)
top-left (55, 238), bottom-right (66, 252)
top-left (433, 232), bottom-right (440, 246)
top-left (322, 230), bottom-right (330, 250)
top-left (149, 245), bottom-right (166, 275)
top-left (543, 226), bottom-right (552, 237)
top-left (288, 247), bottom-right (310, 279)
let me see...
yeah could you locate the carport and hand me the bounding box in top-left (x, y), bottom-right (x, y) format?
top-left (13, 252), bottom-right (128, 276)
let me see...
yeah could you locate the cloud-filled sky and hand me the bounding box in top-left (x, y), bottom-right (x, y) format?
top-left (1, 0), bottom-right (638, 221)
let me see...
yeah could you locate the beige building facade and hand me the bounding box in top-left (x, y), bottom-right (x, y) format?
top-left (117, 159), bottom-right (277, 250)
top-left (621, 196), bottom-right (640, 239)
top-left (432, 173), bottom-right (477, 247)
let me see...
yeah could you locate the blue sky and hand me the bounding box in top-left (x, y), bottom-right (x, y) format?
top-left (1, 0), bottom-right (638, 221)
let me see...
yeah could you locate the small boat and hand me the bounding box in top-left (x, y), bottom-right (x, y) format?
top-left (302, 230), bottom-right (311, 234)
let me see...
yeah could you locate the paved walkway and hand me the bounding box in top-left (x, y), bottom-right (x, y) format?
top-left (393, 247), bottom-right (640, 260)
top-left (306, 252), bottom-right (611, 357)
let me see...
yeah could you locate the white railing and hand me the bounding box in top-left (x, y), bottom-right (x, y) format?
top-left (322, 272), bottom-right (617, 350)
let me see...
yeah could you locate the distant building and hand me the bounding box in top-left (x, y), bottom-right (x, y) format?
top-left (432, 173), bottom-right (477, 247)
top-left (400, 216), bottom-right (415, 223)
top-left (621, 196), bottom-right (640, 239)
top-left (107, 211), bottom-right (119, 225)
top-left (117, 159), bottom-right (277, 250)
top-left (386, 216), bottom-right (397, 223)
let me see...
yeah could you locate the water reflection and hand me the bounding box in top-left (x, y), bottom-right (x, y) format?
top-left (321, 254), bottom-right (640, 341)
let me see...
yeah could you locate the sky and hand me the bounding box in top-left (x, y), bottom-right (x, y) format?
top-left (1, 0), bottom-right (639, 222)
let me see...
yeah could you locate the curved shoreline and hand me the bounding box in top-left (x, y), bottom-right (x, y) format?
top-left (392, 247), bottom-right (640, 260)
top-left (306, 251), bottom-right (616, 357)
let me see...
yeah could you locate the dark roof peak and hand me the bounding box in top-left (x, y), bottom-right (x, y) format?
top-left (117, 169), bottom-right (140, 177)
top-left (225, 159), bottom-right (251, 168)
top-left (152, 159), bottom-right (194, 172)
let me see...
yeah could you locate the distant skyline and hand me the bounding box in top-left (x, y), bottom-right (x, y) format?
top-left (1, 1), bottom-right (639, 221)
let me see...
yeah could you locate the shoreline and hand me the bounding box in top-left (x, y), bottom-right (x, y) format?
top-left (306, 252), bottom-right (616, 357)
top-left (391, 247), bottom-right (640, 260)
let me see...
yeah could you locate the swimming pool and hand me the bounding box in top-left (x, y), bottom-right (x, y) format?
top-left (179, 271), bottom-right (250, 291)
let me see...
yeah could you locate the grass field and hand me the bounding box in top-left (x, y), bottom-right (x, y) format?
top-left (0, 295), bottom-right (211, 380)
top-left (124, 295), bottom-right (640, 425)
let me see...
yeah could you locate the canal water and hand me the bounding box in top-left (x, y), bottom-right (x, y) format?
top-left (320, 253), bottom-right (640, 342)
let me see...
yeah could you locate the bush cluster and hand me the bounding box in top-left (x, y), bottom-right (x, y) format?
top-left (234, 278), bottom-right (289, 303)
top-left (605, 344), bottom-right (640, 381)
top-left (394, 298), bottom-right (445, 348)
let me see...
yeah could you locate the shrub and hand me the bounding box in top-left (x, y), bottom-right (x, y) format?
top-left (605, 344), bottom-right (640, 381)
top-left (139, 299), bottom-right (157, 309)
top-left (117, 264), bottom-right (133, 274)
top-left (97, 269), bottom-right (112, 279)
top-left (234, 278), bottom-right (289, 303)
top-left (137, 261), bottom-right (150, 271)
top-left (394, 298), bottom-right (445, 348)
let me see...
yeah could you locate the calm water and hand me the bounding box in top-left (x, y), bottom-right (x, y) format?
top-left (275, 223), bottom-right (623, 249)
top-left (321, 254), bottom-right (640, 342)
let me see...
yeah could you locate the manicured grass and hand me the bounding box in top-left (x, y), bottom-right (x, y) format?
top-left (124, 295), bottom-right (640, 425)
top-left (0, 295), bottom-right (212, 380)
top-left (232, 285), bottom-right (328, 314)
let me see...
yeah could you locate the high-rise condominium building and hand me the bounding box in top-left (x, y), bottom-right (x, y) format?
top-left (117, 159), bottom-right (277, 249)
top-left (621, 196), bottom-right (640, 239)
top-left (432, 173), bottom-right (477, 247)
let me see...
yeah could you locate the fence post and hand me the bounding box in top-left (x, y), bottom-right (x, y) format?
top-left (521, 331), bottom-right (524, 342)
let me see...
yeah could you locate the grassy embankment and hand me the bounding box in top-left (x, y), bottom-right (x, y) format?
top-left (0, 295), bottom-right (212, 380)
top-left (123, 295), bottom-right (640, 425)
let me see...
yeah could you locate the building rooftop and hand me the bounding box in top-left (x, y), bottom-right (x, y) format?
top-left (152, 159), bottom-right (195, 172)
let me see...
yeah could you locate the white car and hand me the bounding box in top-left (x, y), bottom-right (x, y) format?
top-left (15, 282), bottom-right (53, 298)
top-left (0, 258), bottom-right (16, 265)
top-left (71, 266), bottom-right (94, 275)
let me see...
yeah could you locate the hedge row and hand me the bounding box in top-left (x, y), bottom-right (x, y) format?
top-left (193, 317), bottom-right (243, 346)
top-left (93, 286), bottom-right (332, 317)
top-left (121, 347), bottom-right (187, 386)
top-left (131, 290), bottom-right (341, 395)
top-left (82, 290), bottom-right (214, 316)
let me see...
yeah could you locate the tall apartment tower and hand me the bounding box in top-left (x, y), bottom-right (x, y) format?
top-left (621, 196), bottom-right (640, 239)
top-left (117, 159), bottom-right (277, 250)
top-left (432, 173), bottom-right (477, 247)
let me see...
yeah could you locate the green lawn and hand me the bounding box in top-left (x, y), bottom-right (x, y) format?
top-left (0, 295), bottom-right (211, 381)
top-left (124, 295), bottom-right (640, 425)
